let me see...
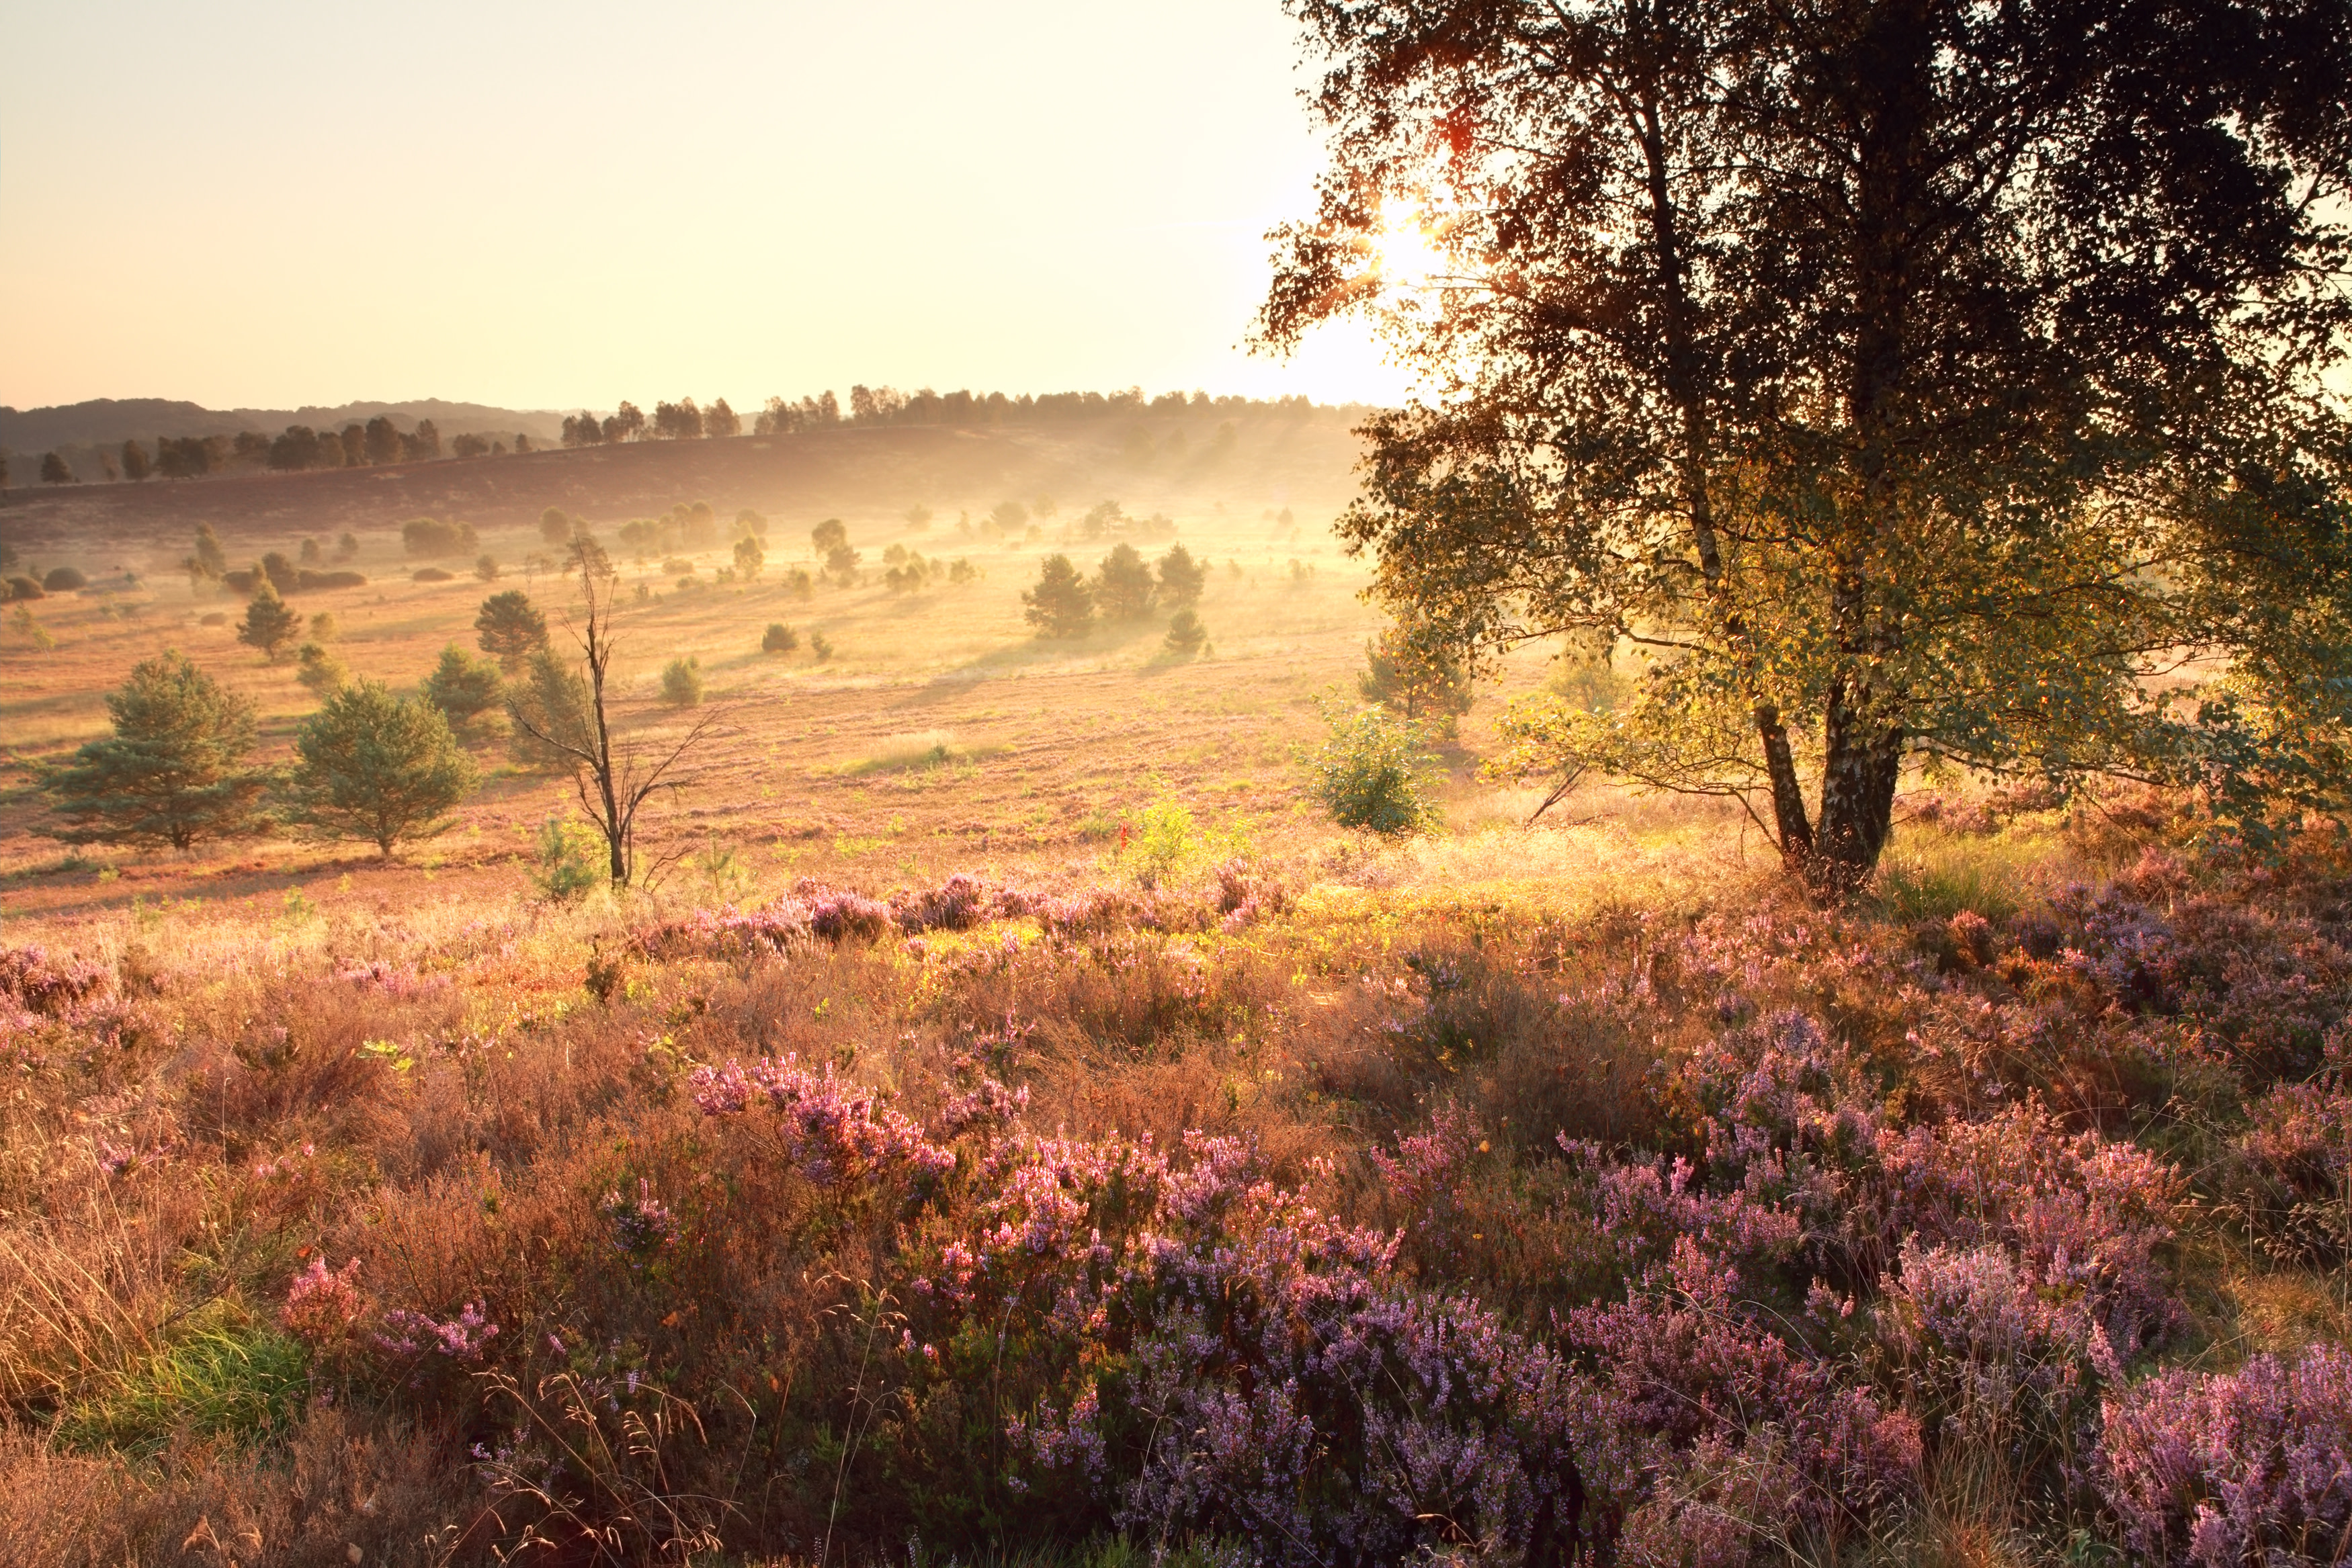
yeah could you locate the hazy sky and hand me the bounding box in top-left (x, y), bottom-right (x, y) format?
top-left (0, 0), bottom-right (1409, 412)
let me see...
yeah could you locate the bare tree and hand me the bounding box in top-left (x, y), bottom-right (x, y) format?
top-left (509, 547), bottom-right (715, 887)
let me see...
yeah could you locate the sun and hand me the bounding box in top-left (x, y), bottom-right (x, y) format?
top-left (1368, 208), bottom-right (1447, 289)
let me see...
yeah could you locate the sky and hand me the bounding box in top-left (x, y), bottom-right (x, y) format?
top-left (0, 0), bottom-right (1412, 413)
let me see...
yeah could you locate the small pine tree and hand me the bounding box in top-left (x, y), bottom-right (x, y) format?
top-left (474, 589), bottom-right (550, 671)
top-left (1165, 609), bottom-right (1208, 654)
top-left (43, 650), bottom-right (269, 848)
top-left (475, 554), bottom-right (500, 581)
top-left (423, 643), bottom-right (503, 724)
top-left (661, 656), bottom-right (704, 707)
top-left (1023, 554), bottom-right (1095, 637)
top-left (1095, 542), bottom-right (1157, 619)
top-left (762, 622), bottom-right (800, 654)
top-left (284, 679), bottom-right (478, 857)
top-left (237, 579), bottom-right (302, 661)
top-left (1157, 544), bottom-right (1208, 609)
top-left (507, 647), bottom-right (597, 772)
top-left (294, 642), bottom-right (348, 692)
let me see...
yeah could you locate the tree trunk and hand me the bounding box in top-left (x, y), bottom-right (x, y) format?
top-left (1811, 677), bottom-right (1902, 894)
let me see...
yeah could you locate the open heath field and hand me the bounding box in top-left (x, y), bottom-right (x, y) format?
top-left (7, 413), bottom-right (2352, 1568)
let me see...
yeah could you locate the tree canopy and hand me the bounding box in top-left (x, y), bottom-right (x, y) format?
top-left (474, 590), bottom-right (550, 671)
top-left (1023, 554), bottom-right (1095, 637)
top-left (1264, 0), bottom-right (2352, 891)
top-left (44, 651), bottom-right (269, 849)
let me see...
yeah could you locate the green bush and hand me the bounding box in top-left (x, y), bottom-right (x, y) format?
top-left (1308, 704), bottom-right (1440, 836)
top-left (1165, 608), bottom-right (1208, 654)
top-left (761, 621), bottom-right (799, 654)
top-left (661, 656), bottom-right (704, 707)
top-left (532, 816), bottom-right (606, 900)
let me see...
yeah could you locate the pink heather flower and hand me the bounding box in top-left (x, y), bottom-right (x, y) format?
top-left (376, 1301), bottom-right (499, 1361)
top-left (282, 1256), bottom-right (363, 1344)
top-left (2100, 1345), bottom-right (2352, 1566)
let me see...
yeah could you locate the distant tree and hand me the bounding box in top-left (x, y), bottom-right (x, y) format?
top-left (451, 433), bottom-right (491, 460)
top-left (334, 531), bottom-right (360, 562)
top-left (300, 537), bottom-right (323, 566)
top-left (653, 399), bottom-right (704, 440)
top-left (513, 433), bottom-right (532, 453)
top-left (1081, 500), bottom-right (1124, 540)
top-left (818, 390), bottom-right (840, 425)
top-left (823, 542), bottom-right (860, 586)
top-left (121, 439), bottom-right (151, 482)
top-left (507, 554), bottom-right (717, 885)
top-left (601, 402), bottom-right (644, 443)
top-left (1095, 542), bottom-right (1157, 619)
top-left (403, 420), bottom-right (441, 461)
top-left (784, 568), bottom-right (814, 599)
top-left (0, 451), bottom-right (9, 488)
top-left (364, 416), bottom-right (403, 465)
top-left (761, 622), bottom-right (799, 654)
top-left (735, 509), bottom-right (767, 539)
top-left (704, 398), bottom-right (741, 438)
top-left (562, 412), bottom-right (603, 447)
top-left (42, 650), bottom-right (270, 849)
top-left (193, 524), bottom-right (228, 576)
top-left (811, 517), bottom-right (848, 555)
top-left (475, 554), bottom-right (499, 582)
top-left (422, 644), bottom-right (503, 724)
top-left (267, 427), bottom-right (321, 471)
top-left (474, 589), bottom-right (550, 671)
top-left (237, 579), bottom-right (302, 661)
top-left (284, 679), bottom-right (477, 857)
top-left (507, 646), bottom-right (594, 771)
top-left (155, 437), bottom-right (210, 478)
top-left (40, 451), bottom-right (72, 484)
top-left (340, 424), bottom-right (366, 464)
top-left (259, 552), bottom-right (300, 594)
top-left (991, 499), bottom-right (1030, 536)
top-left (1156, 544), bottom-right (1208, 610)
top-left (905, 505), bottom-right (933, 530)
top-left (682, 501), bottom-right (718, 548)
top-left (733, 535), bottom-right (765, 581)
top-left (1023, 554), bottom-right (1095, 637)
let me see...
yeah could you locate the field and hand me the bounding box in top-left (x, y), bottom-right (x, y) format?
top-left (6, 413), bottom-right (2352, 1567)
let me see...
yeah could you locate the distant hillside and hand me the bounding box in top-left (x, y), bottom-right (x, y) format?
top-left (0, 397), bottom-right (566, 453)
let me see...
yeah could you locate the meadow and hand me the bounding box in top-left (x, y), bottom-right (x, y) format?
top-left (4, 410), bottom-right (2352, 1567)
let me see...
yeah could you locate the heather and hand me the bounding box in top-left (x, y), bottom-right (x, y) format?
top-left (8, 806), bottom-right (2352, 1563)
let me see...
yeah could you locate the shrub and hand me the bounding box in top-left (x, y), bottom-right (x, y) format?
top-left (42, 566), bottom-right (87, 592)
top-left (42, 650), bottom-right (270, 849)
top-left (1126, 798), bottom-right (1197, 889)
top-left (810, 631), bottom-right (834, 662)
top-left (401, 516), bottom-right (478, 558)
top-left (284, 679), bottom-right (479, 856)
top-left (295, 568), bottom-right (367, 591)
top-left (1308, 703), bottom-right (1439, 835)
top-left (1361, 621), bottom-right (1474, 732)
top-left (661, 656), bottom-right (703, 707)
top-left (411, 566), bottom-right (455, 583)
top-left (734, 535), bottom-right (764, 580)
top-left (762, 621), bottom-right (799, 654)
top-left (475, 553), bottom-right (499, 581)
top-left (531, 816), bottom-right (605, 900)
top-left (4, 574), bottom-right (43, 600)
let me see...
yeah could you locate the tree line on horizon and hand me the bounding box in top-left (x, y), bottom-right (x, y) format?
top-left (558, 386), bottom-right (1331, 447)
top-left (10, 414), bottom-right (486, 487)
